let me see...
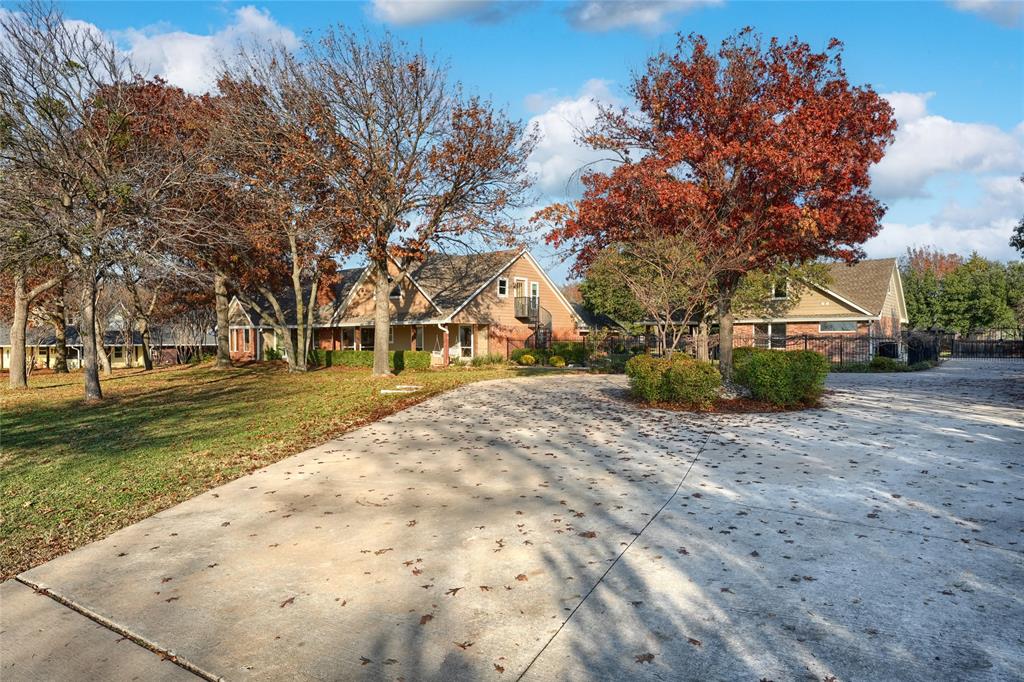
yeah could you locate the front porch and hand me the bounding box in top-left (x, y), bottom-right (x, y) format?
top-left (313, 323), bottom-right (489, 366)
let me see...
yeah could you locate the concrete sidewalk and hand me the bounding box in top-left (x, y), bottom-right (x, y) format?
top-left (3, 360), bottom-right (1022, 681)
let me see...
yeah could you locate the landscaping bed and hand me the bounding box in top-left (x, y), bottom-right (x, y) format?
top-left (0, 362), bottom-right (526, 578)
top-left (623, 347), bottom-right (830, 413)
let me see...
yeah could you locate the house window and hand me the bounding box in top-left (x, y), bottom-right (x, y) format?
top-left (389, 326), bottom-right (394, 344)
top-left (416, 325), bottom-right (424, 351)
top-left (243, 328), bottom-right (250, 351)
top-left (389, 284), bottom-right (401, 300)
top-left (772, 280), bottom-right (788, 299)
top-left (497, 277), bottom-right (508, 297)
top-left (530, 282), bottom-right (539, 300)
top-left (755, 322), bottom-right (787, 349)
top-left (360, 327), bottom-right (374, 351)
top-left (820, 321), bottom-right (858, 333)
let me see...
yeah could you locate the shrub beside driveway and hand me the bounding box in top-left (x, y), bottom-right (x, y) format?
top-left (0, 363), bottom-right (525, 578)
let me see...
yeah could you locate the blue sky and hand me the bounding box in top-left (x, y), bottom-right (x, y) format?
top-left (51, 0), bottom-right (1024, 280)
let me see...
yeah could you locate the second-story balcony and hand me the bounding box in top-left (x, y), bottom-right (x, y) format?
top-left (514, 296), bottom-right (539, 321)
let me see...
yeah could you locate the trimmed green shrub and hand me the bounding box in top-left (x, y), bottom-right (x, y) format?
top-left (587, 352), bottom-right (630, 374)
top-left (626, 354), bottom-right (721, 406)
top-left (662, 358), bottom-right (720, 407)
top-left (314, 349), bottom-right (432, 371)
top-left (471, 353), bottom-right (506, 367)
top-left (548, 355), bottom-right (566, 367)
top-left (733, 348), bottom-right (829, 406)
top-left (511, 347), bottom-right (547, 364)
top-left (625, 355), bottom-right (663, 402)
top-left (869, 355), bottom-right (902, 371)
top-left (264, 347), bottom-right (283, 361)
top-left (550, 341), bottom-right (587, 365)
top-left (517, 353), bottom-right (536, 366)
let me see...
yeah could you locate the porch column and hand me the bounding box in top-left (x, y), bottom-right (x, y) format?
top-left (354, 327), bottom-right (361, 351)
top-left (442, 328), bottom-right (450, 367)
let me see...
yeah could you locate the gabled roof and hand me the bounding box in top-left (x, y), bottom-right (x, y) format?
top-left (229, 249), bottom-right (583, 328)
top-left (823, 258), bottom-right (899, 316)
top-left (410, 249), bottom-right (521, 315)
top-left (231, 267), bottom-right (366, 327)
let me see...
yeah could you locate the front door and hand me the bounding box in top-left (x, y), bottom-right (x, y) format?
top-left (459, 325), bottom-right (474, 359)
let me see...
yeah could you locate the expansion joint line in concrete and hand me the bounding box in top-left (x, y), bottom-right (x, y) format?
top-left (15, 576), bottom-right (224, 682)
top-left (515, 432), bottom-right (712, 681)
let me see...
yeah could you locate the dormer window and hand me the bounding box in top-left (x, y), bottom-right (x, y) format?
top-left (389, 283), bottom-right (401, 300)
top-left (497, 277), bottom-right (508, 297)
top-left (772, 280), bottom-right (788, 299)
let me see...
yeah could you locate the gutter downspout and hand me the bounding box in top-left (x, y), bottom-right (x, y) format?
top-left (436, 323), bottom-right (449, 367)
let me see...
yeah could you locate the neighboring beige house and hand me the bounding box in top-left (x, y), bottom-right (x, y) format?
top-left (734, 258), bottom-right (908, 346)
top-left (0, 324), bottom-right (217, 371)
top-left (228, 249), bottom-right (588, 365)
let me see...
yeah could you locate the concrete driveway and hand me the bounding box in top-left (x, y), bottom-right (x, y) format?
top-left (3, 360), bottom-right (1022, 681)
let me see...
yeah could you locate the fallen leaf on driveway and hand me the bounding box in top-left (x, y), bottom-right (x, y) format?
top-left (687, 637), bottom-right (702, 647)
top-left (578, 531), bottom-right (597, 538)
top-left (280, 596), bottom-right (295, 608)
top-left (360, 657), bottom-right (372, 665)
top-left (419, 614), bottom-right (433, 625)
top-left (446, 587), bottom-right (463, 596)
top-left (515, 574), bottom-right (528, 581)
top-left (455, 640), bottom-right (474, 649)
top-left (635, 653), bottom-right (655, 664)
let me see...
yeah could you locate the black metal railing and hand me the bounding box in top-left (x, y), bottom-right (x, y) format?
top-left (514, 296), bottom-right (539, 320)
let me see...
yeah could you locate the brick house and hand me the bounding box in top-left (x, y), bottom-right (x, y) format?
top-left (734, 258), bottom-right (908, 349)
top-left (228, 249), bottom-right (587, 365)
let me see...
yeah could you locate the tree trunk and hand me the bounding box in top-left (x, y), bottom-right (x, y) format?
top-left (52, 305), bottom-right (69, 373)
top-left (9, 272), bottom-right (29, 389)
top-left (95, 314), bottom-right (112, 377)
top-left (292, 291), bottom-right (308, 373)
top-left (214, 272), bottom-right (232, 369)
top-left (717, 275), bottom-right (739, 380)
top-left (372, 260), bottom-right (392, 376)
top-left (140, 319), bottom-right (153, 370)
top-left (80, 276), bottom-right (103, 401)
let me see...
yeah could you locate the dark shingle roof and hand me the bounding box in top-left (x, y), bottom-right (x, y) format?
top-left (0, 325), bottom-right (145, 347)
top-left (235, 267), bottom-right (366, 326)
top-left (409, 249), bottom-right (520, 315)
top-left (570, 303), bottom-right (624, 331)
top-left (825, 258), bottom-right (897, 315)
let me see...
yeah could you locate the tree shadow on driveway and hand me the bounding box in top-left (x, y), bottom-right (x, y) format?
top-left (10, 361), bottom-right (1024, 681)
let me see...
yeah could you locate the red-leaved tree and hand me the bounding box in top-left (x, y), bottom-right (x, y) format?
top-left (540, 30), bottom-right (897, 377)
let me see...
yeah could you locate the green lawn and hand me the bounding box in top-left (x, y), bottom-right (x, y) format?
top-left (0, 361), bottom-right (524, 578)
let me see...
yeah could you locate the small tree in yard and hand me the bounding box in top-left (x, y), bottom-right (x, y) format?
top-left (541, 29), bottom-right (896, 379)
top-left (307, 29), bottom-right (537, 376)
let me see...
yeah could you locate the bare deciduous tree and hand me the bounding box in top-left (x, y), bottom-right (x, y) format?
top-left (308, 29), bottom-right (537, 375)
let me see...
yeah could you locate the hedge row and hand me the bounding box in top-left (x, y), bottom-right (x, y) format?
top-left (625, 354), bottom-right (721, 407)
top-left (732, 347), bottom-right (829, 406)
top-left (313, 349), bottom-right (432, 371)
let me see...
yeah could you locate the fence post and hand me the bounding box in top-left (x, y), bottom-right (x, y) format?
top-left (803, 335), bottom-right (808, 350)
top-left (839, 341), bottom-right (843, 366)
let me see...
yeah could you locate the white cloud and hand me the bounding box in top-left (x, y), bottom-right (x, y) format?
top-left (866, 221), bottom-right (1016, 261)
top-left (114, 6), bottom-right (298, 94)
top-left (526, 79), bottom-right (620, 197)
top-left (866, 176), bottom-right (1024, 260)
top-left (949, 0), bottom-right (1024, 28)
top-left (871, 91), bottom-right (1023, 200)
top-left (564, 0), bottom-right (721, 32)
top-left (370, 0), bottom-right (522, 25)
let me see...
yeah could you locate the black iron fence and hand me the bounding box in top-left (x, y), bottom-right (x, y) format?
top-left (589, 328), bottom-right (1023, 365)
